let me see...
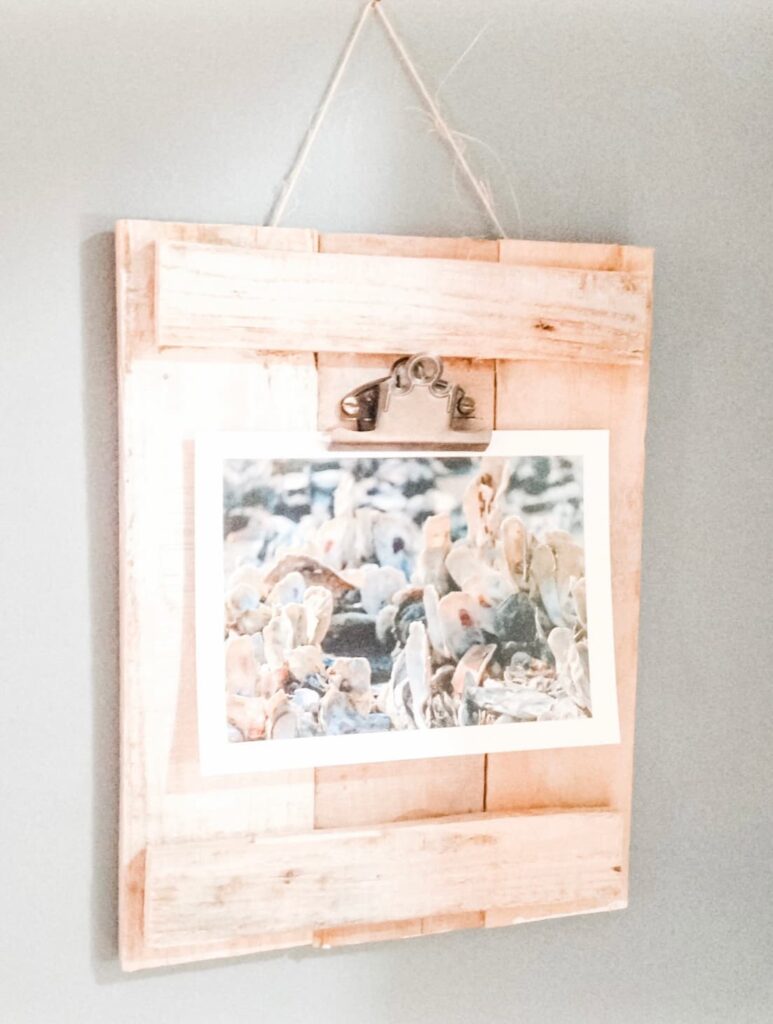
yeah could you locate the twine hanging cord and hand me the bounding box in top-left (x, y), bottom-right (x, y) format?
top-left (269, 0), bottom-right (507, 237)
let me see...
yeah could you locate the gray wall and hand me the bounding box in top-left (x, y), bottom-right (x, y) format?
top-left (1, 1), bottom-right (771, 1020)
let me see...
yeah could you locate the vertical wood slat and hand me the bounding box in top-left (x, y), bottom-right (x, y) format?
top-left (311, 232), bottom-right (497, 949)
top-left (483, 241), bottom-right (652, 931)
top-left (117, 221), bottom-right (322, 969)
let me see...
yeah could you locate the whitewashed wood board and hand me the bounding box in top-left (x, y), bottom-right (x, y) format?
top-left (117, 220), bottom-right (652, 969)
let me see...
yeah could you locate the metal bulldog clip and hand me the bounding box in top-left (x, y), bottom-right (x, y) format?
top-left (329, 353), bottom-right (492, 450)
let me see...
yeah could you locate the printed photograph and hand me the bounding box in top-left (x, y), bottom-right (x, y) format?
top-left (195, 432), bottom-right (618, 773)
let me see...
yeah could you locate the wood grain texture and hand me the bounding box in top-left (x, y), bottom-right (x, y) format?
top-left (314, 757), bottom-right (485, 829)
top-left (117, 221), bottom-right (652, 968)
top-left (483, 241), bottom-right (652, 928)
top-left (144, 810), bottom-right (625, 948)
top-left (319, 232), bottom-right (499, 261)
top-left (484, 895), bottom-right (626, 930)
top-left (499, 238), bottom-right (652, 272)
top-left (117, 221), bottom-right (321, 970)
top-left (314, 912), bottom-right (484, 950)
top-left (487, 359), bottom-right (648, 816)
top-left (156, 241), bottom-right (650, 364)
top-left (310, 232), bottom-right (499, 946)
top-left (121, 851), bottom-right (314, 971)
top-left (116, 220), bottom-right (317, 366)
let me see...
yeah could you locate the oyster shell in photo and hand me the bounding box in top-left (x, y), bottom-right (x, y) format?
top-left (221, 454), bottom-right (589, 743)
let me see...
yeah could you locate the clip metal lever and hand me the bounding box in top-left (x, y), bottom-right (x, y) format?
top-left (340, 353), bottom-right (476, 433)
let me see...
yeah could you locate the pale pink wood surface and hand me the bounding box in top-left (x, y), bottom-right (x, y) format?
top-left (310, 233), bottom-right (497, 948)
top-left (144, 810), bottom-right (624, 947)
top-left (118, 221), bottom-right (321, 969)
top-left (117, 221), bottom-right (652, 969)
top-left (156, 241), bottom-right (650, 364)
top-left (484, 242), bottom-right (651, 929)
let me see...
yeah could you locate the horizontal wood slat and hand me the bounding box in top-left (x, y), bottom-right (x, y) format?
top-left (499, 239), bottom-right (652, 273)
top-left (144, 809), bottom-right (624, 948)
top-left (155, 242), bottom-right (650, 364)
top-left (318, 232), bottom-right (499, 261)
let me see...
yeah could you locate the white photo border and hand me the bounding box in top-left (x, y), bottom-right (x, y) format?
top-left (195, 430), bottom-right (619, 774)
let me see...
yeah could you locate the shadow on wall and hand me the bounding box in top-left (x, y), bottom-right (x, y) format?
top-left (80, 228), bottom-right (121, 981)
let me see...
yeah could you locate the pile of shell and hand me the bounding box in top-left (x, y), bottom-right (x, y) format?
top-left (223, 456), bottom-right (589, 742)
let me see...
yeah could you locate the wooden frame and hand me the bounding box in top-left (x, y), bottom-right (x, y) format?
top-left (117, 220), bottom-right (652, 970)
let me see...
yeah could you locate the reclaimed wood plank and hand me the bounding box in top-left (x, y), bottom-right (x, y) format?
top-left (156, 241), bottom-right (651, 364)
top-left (314, 912), bottom-right (484, 950)
top-left (145, 809), bottom-right (625, 947)
top-left (311, 231), bottom-right (498, 948)
top-left (314, 757), bottom-right (485, 830)
top-left (484, 894), bottom-right (626, 930)
top-left (319, 232), bottom-right (499, 261)
top-left (483, 238), bottom-right (652, 929)
top-left (499, 238), bottom-right (652, 273)
top-left (116, 220), bottom-right (318, 366)
top-left (117, 221), bottom-right (320, 969)
top-left (120, 851), bottom-right (313, 972)
top-left (487, 359), bottom-right (648, 814)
